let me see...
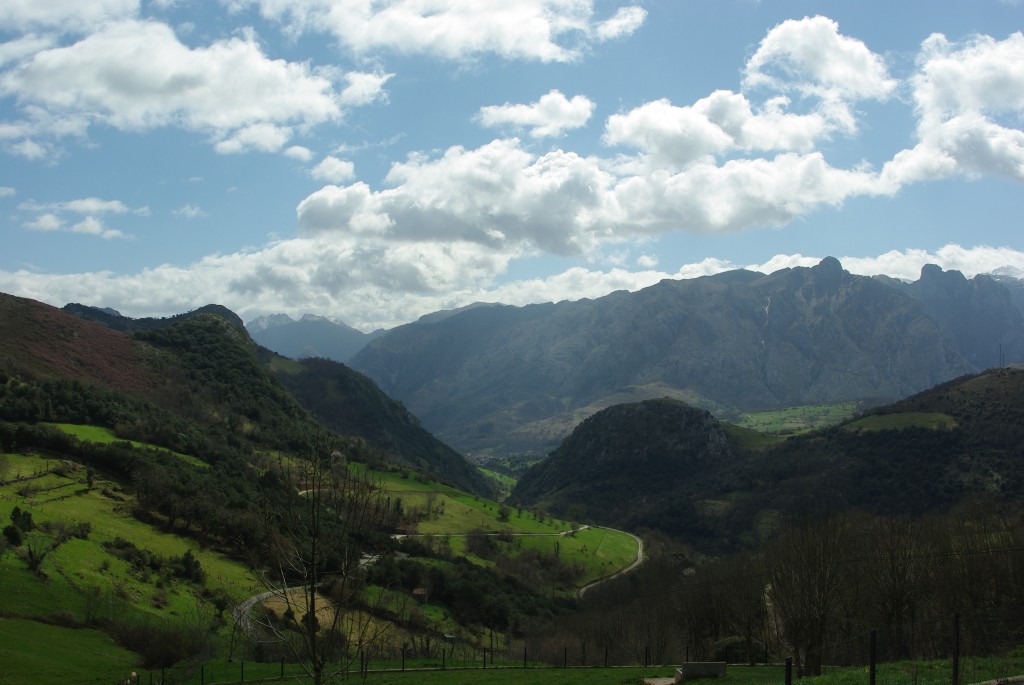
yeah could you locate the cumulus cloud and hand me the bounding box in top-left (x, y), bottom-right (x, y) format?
top-left (0, 186), bottom-right (15, 197)
top-left (297, 137), bottom-right (890, 261)
top-left (310, 156), bottom-right (356, 182)
top-left (0, 19), bottom-right (365, 157)
top-left (884, 31), bottom-right (1024, 185)
top-left (339, 71), bottom-right (393, 106)
top-left (284, 145), bottom-right (313, 161)
top-left (744, 15), bottom-right (896, 102)
top-left (234, 0), bottom-right (646, 63)
top-left (476, 90), bottom-right (595, 138)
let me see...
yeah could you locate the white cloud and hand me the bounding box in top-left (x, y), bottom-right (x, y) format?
top-left (70, 216), bottom-right (128, 239)
top-left (743, 15), bottom-right (895, 134)
top-left (21, 197), bottom-right (143, 215)
top-left (476, 90), bottom-right (595, 138)
top-left (215, 123), bottom-right (293, 155)
top-left (339, 71), bottom-right (393, 106)
top-left (284, 145), bottom-right (313, 161)
top-left (174, 204), bottom-right (207, 219)
top-left (0, 34), bottom-right (57, 67)
top-left (0, 186), bottom-right (15, 197)
top-left (18, 196), bottom-right (142, 239)
top-left (24, 213), bottom-right (62, 232)
top-left (636, 254), bottom-right (658, 268)
top-left (0, 0), bottom-right (138, 32)
top-left (310, 156), bottom-right (356, 183)
top-left (884, 32), bottom-right (1024, 185)
top-left (234, 0), bottom-right (646, 63)
top-left (0, 19), bottom-right (352, 156)
top-left (604, 91), bottom-right (834, 166)
top-left (7, 139), bottom-right (48, 160)
top-left (744, 15), bottom-right (896, 101)
top-left (295, 137), bottom-right (892, 262)
top-left (595, 6), bottom-right (647, 42)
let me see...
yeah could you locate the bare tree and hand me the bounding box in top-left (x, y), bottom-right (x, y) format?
top-left (248, 435), bottom-right (394, 685)
top-left (767, 512), bottom-right (853, 677)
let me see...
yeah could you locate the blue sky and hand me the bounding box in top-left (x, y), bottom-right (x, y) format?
top-left (2, 0), bottom-right (1024, 330)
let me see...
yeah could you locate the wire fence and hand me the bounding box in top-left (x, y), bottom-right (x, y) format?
top-left (114, 609), bottom-right (1024, 685)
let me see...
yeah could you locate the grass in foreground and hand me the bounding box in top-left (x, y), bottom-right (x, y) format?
top-left (0, 617), bottom-right (140, 685)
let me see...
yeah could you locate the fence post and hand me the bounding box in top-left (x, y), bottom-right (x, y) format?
top-left (240, 660), bottom-right (244, 683)
top-left (952, 612), bottom-right (961, 685)
top-left (280, 657), bottom-right (284, 679)
top-left (785, 657), bottom-right (792, 685)
top-left (524, 645), bottom-right (528, 669)
top-left (564, 646), bottom-right (568, 668)
top-left (869, 629), bottom-right (877, 685)
top-left (604, 644), bottom-right (608, 668)
top-left (200, 664), bottom-right (204, 685)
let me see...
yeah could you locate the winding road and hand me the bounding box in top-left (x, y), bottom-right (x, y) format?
top-left (577, 526), bottom-right (645, 598)
top-left (233, 524), bottom-right (645, 636)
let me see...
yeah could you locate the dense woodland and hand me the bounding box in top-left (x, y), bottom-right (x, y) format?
top-left (552, 502), bottom-right (1024, 677)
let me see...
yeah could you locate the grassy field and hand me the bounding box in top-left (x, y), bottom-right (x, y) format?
top-left (45, 422), bottom-right (209, 468)
top-left (0, 617), bottom-right (141, 684)
top-left (735, 402), bottom-right (859, 434)
top-left (0, 451), bottom-right (258, 627)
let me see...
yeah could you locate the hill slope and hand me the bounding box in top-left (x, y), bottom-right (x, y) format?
top-left (351, 258), bottom-right (1002, 456)
top-left (263, 354), bottom-right (494, 496)
top-left (510, 399), bottom-right (732, 528)
top-left (54, 294), bottom-right (490, 495)
top-left (510, 367), bottom-right (1024, 552)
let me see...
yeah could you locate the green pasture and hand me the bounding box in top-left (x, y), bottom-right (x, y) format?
top-left (45, 422), bottom-right (209, 468)
top-left (479, 466), bottom-right (517, 499)
top-left (735, 401), bottom-right (859, 434)
top-left (514, 526), bottom-right (639, 587)
top-left (0, 452), bottom-right (256, 620)
top-left (0, 617), bottom-right (140, 685)
top-left (842, 412), bottom-right (958, 432)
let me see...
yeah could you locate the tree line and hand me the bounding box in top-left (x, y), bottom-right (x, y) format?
top-left (545, 500), bottom-right (1024, 677)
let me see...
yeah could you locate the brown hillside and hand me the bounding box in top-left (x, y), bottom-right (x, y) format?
top-left (0, 292), bottom-right (158, 395)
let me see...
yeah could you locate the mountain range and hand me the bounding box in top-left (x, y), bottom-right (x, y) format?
top-left (246, 313), bottom-right (384, 362)
top-left (339, 258), bottom-right (1024, 458)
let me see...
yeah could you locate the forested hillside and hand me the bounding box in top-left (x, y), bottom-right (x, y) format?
top-left (55, 294), bottom-right (490, 496)
top-left (511, 367), bottom-right (1024, 552)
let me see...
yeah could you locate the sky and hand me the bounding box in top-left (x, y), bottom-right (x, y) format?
top-left (2, 0), bottom-right (1024, 331)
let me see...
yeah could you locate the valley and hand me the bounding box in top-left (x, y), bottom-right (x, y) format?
top-left (1, 277), bottom-right (1023, 683)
